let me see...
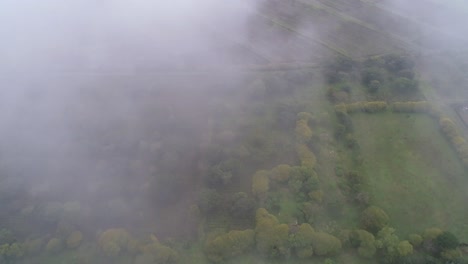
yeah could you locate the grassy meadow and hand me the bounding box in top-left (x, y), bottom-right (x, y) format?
top-left (352, 112), bottom-right (468, 239)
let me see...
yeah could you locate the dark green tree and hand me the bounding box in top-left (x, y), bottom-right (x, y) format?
top-left (435, 231), bottom-right (459, 250)
top-left (361, 206), bottom-right (389, 233)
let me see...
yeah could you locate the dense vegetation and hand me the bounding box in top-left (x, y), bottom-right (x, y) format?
top-left (1, 0), bottom-right (468, 263)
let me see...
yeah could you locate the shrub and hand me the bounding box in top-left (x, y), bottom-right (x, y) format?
top-left (392, 77), bottom-right (418, 92)
top-left (439, 118), bottom-right (458, 139)
top-left (66, 231), bottom-right (83, 249)
top-left (368, 80), bottom-right (381, 93)
top-left (310, 232), bottom-right (342, 256)
top-left (308, 190), bottom-right (324, 203)
top-left (255, 208), bottom-right (290, 258)
top-left (296, 119), bottom-right (313, 143)
top-left (435, 231), bottom-right (459, 250)
top-left (362, 67), bottom-right (385, 87)
top-left (98, 228), bottom-right (131, 257)
top-left (142, 241), bottom-right (179, 264)
top-left (376, 227), bottom-right (400, 259)
top-left (350, 230), bottom-right (376, 258)
top-left (197, 189), bottom-right (222, 214)
top-left (270, 164), bottom-right (292, 183)
top-left (0, 243), bottom-right (24, 260)
top-left (252, 170), bottom-right (270, 201)
top-left (408, 234), bottom-right (423, 247)
top-left (422, 227), bottom-right (443, 241)
top-left (45, 238), bottom-right (62, 253)
top-left (288, 166), bottom-right (319, 195)
top-left (229, 192), bottom-right (255, 219)
top-left (383, 54), bottom-right (414, 73)
top-left (292, 223), bottom-right (315, 259)
top-left (363, 101), bottom-right (388, 113)
top-left (397, 240), bottom-right (414, 256)
top-left (204, 229), bottom-right (255, 263)
top-left (361, 206), bottom-right (389, 233)
top-left (440, 249), bottom-right (462, 260)
top-left (296, 145), bottom-right (317, 169)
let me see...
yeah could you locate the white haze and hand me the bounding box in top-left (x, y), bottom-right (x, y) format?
top-left (0, 0), bottom-right (467, 235)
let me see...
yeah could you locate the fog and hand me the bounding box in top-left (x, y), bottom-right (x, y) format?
top-left (0, 0), bottom-right (267, 237)
top-left (0, 0), bottom-right (468, 262)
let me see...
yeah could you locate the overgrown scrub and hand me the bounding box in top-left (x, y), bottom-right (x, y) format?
top-left (335, 101), bottom-right (388, 114)
top-left (438, 117), bottom-right (468, 167)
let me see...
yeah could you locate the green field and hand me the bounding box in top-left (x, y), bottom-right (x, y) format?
top-left (353, 113), bottom-right (468, 239)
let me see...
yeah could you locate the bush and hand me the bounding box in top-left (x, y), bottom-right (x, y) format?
top-left (392, 101), bottom-right (431, 113)
top-left (392, 77), bottom-right (418, 92)
top-left (435, 231), bottom-right (459, 250)
top-left (398, 240), bottom-right (414, 256)
top-left (197, 189), bottom-right (222, 214)
top-left (292, 223), bottom-right (315, 258)
top-left (204, 229), bottom-right (255, 263)
top-left (422, 227), bottom-right (443, 241)
top-left (229, 192), bottom-right (255, 219)
top-left (350, 230), bottom-right (376, 258)
top-left (288, 166), bottom-right (319, 195)
top-left (362, 67), bottom-right (385, 87)
top-left (439, 117), bottom-right (458, 139)
top-left (361, 206), bottom-right (389, 233)
top-left (98, 228), bottom-right (131, 257)
top-left (383, 54), bottom-right (414, 73)
top-left (310, 232), bottom-right (342, 256)
top-left (0, 229), bottom-right (16, 245)
top-left (440, 248), bottom-right (462, 261)
top-left (363, 101), bottom-right (388, 113)
top-left (325, 56), bottom-right (355, 84)
top-left (376, 227), bottom-right (400, 259)
top-left (205, 160), bottom-right (239, 188)
top-left (255, 208), bottom-right (290, 258)
top-left (45, 238), bottom-right (63, 253)
top-left (252, 170), bottom-right (270, 201)
top-left (142, 240), bottom-right (179, 264)
top-left (0, 243), bottom-right (24, 260)
top-left (270, 164), bottom-right (292, 183)
top-left (296, 145), bottom-right (317, 169)
top-left (368, 80), bottom-right (381, 93)
top-left (408, 234), bottom-right (423, 247)
top-left (296, 119), bottom-right (313, 143)
top-left (66, 231), bottom-right (83, 249)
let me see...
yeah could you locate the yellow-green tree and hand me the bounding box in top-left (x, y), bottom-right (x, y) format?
top-left (408, 234), bottom-right (422, 247)
top-left (204, 229), bottom-right (255, 262)
top-left (397, 240), bottom-right (413, 256)
top-left (270, 164), bottom-right (292, 183)
top-left (255, 208), bottom-right (290, 258)
top-left (98, 228), bottom-right (131, 257)
top-left (296, 145), bottom-right (316, 169)
top-left (310, 232), bottom-right (342, 256)
top-left (422, 227), bottom-right (443, 241)
top-left (296, 119), bottom-right (312, 143)
top-left (351, 229), bottom-right (376, 258)
top-left (376, 227), bottom-right (400, 259)
top-left (142, 239), bottom-right (179, 264)
top-left (292, 223), bottom-right (315, 258)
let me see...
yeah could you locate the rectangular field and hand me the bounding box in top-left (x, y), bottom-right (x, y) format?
top-left (352, 113), bottom-right (468, 239)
